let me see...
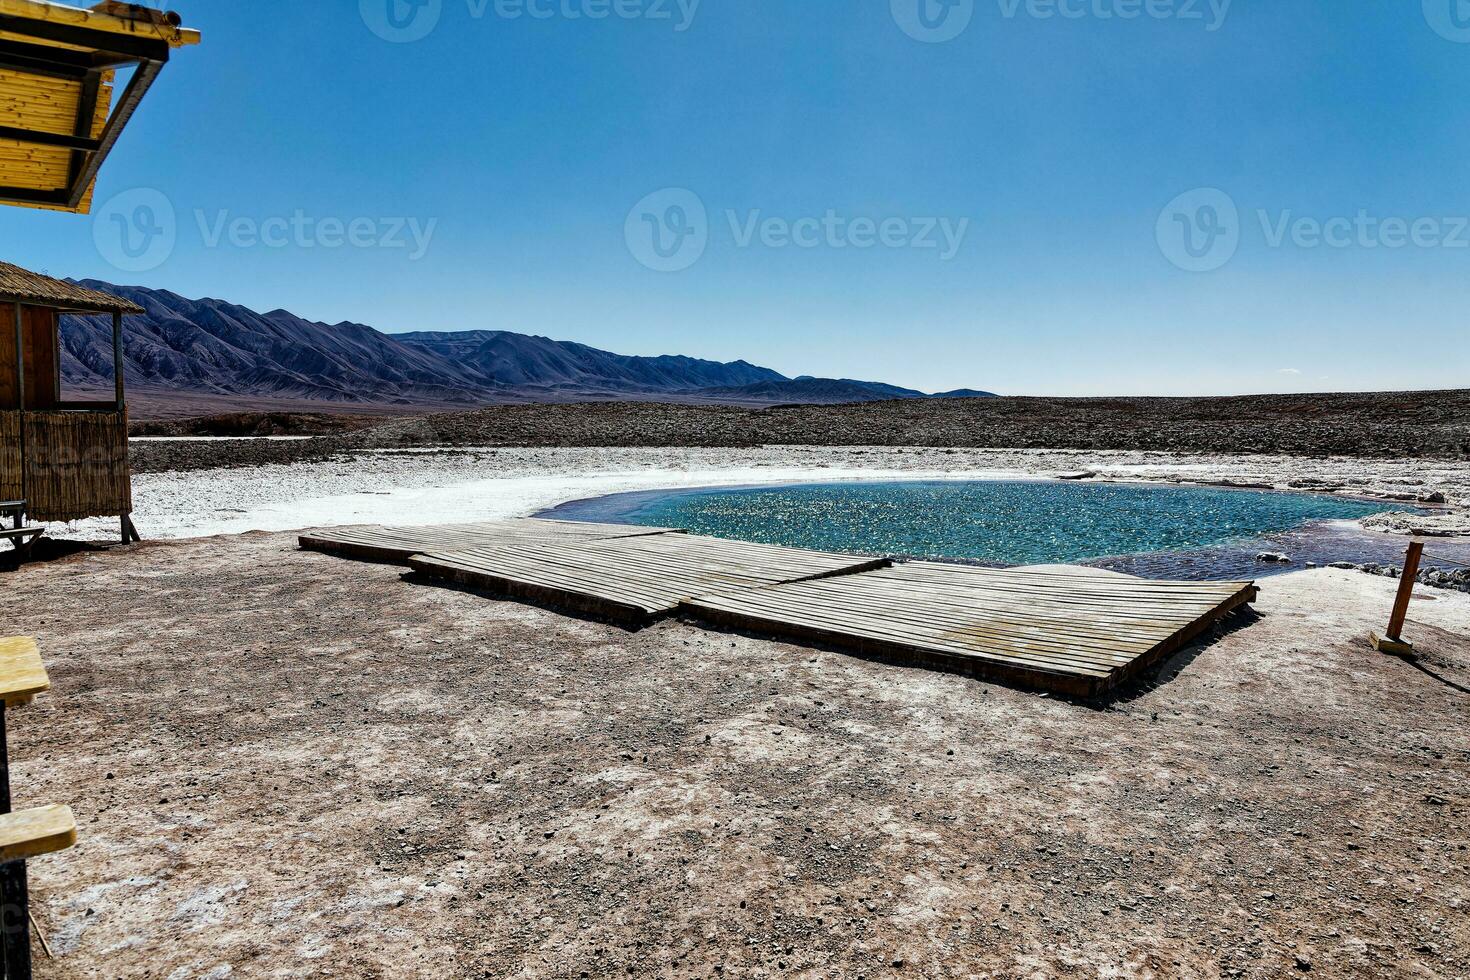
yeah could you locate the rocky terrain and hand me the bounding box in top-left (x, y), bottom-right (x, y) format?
top-left (125, 389), bottom-right (1470, 476)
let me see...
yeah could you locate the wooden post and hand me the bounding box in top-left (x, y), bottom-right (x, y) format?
top-left (0, 702), bottom-right (31, 980)
top-left (12, 303), bottom-right (24, 514)
top-left (111, 311), bottom-right (123, 411)
top-left (1372, 540), bottom-right (1424, 657)
top-left (112, 310), bottom-right (132, 544)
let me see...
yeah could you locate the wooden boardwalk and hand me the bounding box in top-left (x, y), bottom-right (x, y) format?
top-left (298, 519), bottom-right (680, 565)
top-left (409, 533), bottom-right (890, 626)
top-left (685, 562), bottom-right (1257, 697)
top-left (304, 517), bottom-right (1258, 696)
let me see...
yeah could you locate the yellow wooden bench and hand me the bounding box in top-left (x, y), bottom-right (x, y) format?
top-left (0, 806), bottom-right (75, 866)
top-left (0, 637), bottom-right (75, 979)
top-left (0, 638), bottom-right (50, 709)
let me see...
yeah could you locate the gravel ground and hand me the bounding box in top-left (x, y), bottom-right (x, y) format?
top-left (5, 534), bottom-right (1468, 978)
top-left (125, 391), bottom-right (1470, 475)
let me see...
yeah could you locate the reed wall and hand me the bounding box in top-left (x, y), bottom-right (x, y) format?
top-left (0, 409), bottom-right (131, 521)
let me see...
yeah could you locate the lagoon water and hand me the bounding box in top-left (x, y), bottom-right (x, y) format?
top-left (545, 480), bottom-right (1408, 580)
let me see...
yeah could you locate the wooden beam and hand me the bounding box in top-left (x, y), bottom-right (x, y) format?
top-left (0, 124), bottom-right (100, 151)
top-left (0, 12), bottom-right (170, 62)
top-left (65, 66), bottom-right (102, 188)
top-left (0, 1), bottom-right (199, 47)
top-left (64, 55), bottom-right (159, 210)
top-left (0, 36), bottom-right (90, 77)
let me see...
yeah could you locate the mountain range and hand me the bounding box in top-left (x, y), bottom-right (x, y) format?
top-left (59, 281), bottom-right (995, 407)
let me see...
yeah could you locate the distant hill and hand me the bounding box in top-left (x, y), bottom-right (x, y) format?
top-left (693, 377), bottom-right (929, 404)
top-left (395, 330), bottom-right (783, 394)
top-left (59, 281), bottom-right (996, 408)
top-left (932, 388), bottom-right (1000, 399)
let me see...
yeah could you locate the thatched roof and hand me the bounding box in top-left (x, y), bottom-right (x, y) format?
top-left (0, 260), bottom-right (142, 314)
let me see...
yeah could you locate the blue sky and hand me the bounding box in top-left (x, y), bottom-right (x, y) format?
top-left (3, 0), bottom-right (1468, 396)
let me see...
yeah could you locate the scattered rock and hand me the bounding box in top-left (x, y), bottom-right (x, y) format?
top-left (1256, 552), bottom-right (1292, 564)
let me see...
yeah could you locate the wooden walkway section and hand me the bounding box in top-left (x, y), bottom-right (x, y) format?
top-left (685, 563), bottom-right (1257, 697)
top-left (409, 533), bottom-right (890, 626)
top-left (298, 518), bottom-right (681, 565)
top-left (303, 517), bottom-right (1259, 696)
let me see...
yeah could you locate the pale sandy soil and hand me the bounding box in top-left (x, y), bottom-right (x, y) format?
top-left (4, 533), bottom-right (1468, 979)
top-left (51, 445), bottom-right (1470, 542)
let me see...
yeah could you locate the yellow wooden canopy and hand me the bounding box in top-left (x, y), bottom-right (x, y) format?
top-left (0, 1), bottom-right (199, 214)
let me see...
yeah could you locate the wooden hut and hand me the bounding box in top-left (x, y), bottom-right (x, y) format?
top-left (0, 1), bottom-right (198, 554)
top-left (0, 260), bottom-right (142, 542)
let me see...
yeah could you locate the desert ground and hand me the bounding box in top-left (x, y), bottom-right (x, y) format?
top-left (4, 532), bottom-right (1468, 978)
top-left (5, 394), bottom-right (1468, 977)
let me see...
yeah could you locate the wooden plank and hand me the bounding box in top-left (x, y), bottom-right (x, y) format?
top-left (0, 804), bottom-right (74, 864)
top-left (683, 563), bottom-right (1257, 698)
top-left (0, 635), bottom-right (46, 706)
top-left (409, 534), bottom-right (891, 627)
top-left (0, 1), bottom-right (201, 47)
top-left (298, 518), bottom-right (684, 566)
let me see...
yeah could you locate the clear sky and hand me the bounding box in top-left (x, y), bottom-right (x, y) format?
top-left (3, 0), bottom-right (1468, 396)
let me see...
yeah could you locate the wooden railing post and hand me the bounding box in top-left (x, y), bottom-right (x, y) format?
top-left (1372, 540), bottom-right (1424, 657)
top-left (12, 303), bottom-right (23, 514)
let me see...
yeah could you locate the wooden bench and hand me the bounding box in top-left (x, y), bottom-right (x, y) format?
top-left (0, 501), bottom-right (42, 562)
top-left (0, 638), bottom-right (74, 979)
top-left (0, 639), bottom-right (48, 709)
top-left (0, 807), bottom-right (75, 866)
